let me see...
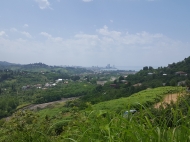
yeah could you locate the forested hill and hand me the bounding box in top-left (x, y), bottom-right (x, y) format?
top-left (0, 61), bottom-right (19, 66)
top-left (142, 56), bottom-right (190, 74)
top-left (0, 62), bottom-right (91, 74)
top-left (126, 56), bottom-right (190, 88)
top-left (167, 56), bottom-right (190, 73)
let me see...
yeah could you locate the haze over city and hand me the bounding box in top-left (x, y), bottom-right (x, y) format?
top-left (0, 0), bottom-right (190, 68)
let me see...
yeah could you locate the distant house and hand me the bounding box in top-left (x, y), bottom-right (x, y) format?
top-left (22, 86), bottom-right (27, 90)
top-left (175, 71), bottom-right (187, 76)
top-left (22, 85), bottom-right (31, 90)
top-left (133, 83), bottom-right (142, 87)
top-left (163, 74), bottom-right (167, 76)
top-left (64, 81), bottom-right (68, 84)
top-left (110, 84), bottom-right (117, 88)
top-left (35, 84), bottom-right (42, 88)
top-left (148, 73), bottom-right (153, 75)
top-left (56, 79), bottom-right (63, 83)
top-left (178, 81), bottom-right (186, 86)
top-left (44, 83), bottom-right (51, 88)
top-left (97, 81), bottom-right (107, 86)
top-left (120, 80), bottom-right (127, 83)
top-left (26, 85), bottom-right (31, 89)
top-left (52, 83), bottom-right (56, 86)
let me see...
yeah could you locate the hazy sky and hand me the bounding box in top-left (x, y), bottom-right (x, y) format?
top-left (0, 0), bottom-right (190, 68)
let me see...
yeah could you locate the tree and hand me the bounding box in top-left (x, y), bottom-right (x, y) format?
top-left (170, 79), bottom-right (176, 86)
top-left (119, 76), bottom-right (124, 82)
top-left (71, 76), bottom-right (80, 81)
top-left (113, 79), bottom-right (117, 84)
top-left (95, 85), bottom-right (103, 92)
top-left (143, 66), bottom-right (148, 70)
top-left (149, 66), bottom-right (154, 70)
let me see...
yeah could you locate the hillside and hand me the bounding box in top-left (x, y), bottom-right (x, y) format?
top-left (1, 86), bottom-right (190, 142)
top-left (126, 56), bottom-right (190, 88)
top-left (0, 61), bottom-right (18, 66)
top-left (92, 86), bottom-right (182, 112)
top-left (0, 56), bottom-right (190, 141)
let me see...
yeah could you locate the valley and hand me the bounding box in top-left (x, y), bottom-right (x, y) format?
top-left (0, 57), bottom-right (190, 141)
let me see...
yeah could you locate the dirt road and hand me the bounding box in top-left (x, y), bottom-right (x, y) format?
top-left (154, 93), bottom-right (182, 109)
top-left (22, 97), bottom-right (78, 111)
top-left (5, 97), bottom-right (78, 121)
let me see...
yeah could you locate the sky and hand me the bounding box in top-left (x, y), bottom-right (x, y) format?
top-left (0, 0), bottom-right (190, 69)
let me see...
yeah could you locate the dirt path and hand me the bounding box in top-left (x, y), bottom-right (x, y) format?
top-left (5, 97), bottom-right (78, 121)
top-left (22, 97), bottom-right (78, 111)
top-left (154, 93), bottom-right (182, 109)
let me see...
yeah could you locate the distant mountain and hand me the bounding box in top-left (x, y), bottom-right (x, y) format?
top-left (0, 61), bottom-right (19, 66)
top-left (0, 61), bottom-right (91, 74)
top-left (22, 63), bottom-right (49, 68)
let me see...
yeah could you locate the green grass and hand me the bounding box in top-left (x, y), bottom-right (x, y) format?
top-left (1, 86), bottom-right (190, 142)
top-left (37, 102), bottom-right (70, 119)
top-left (92, 86), bottom-right (183, 111)
top-left (60, 101), bottom-right (190, 142)
top-left (16, 103), bottom-right (32, 110)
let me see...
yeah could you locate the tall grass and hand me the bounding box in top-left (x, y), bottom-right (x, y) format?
top-left (93, 86), bottom-right (182, 111)
top-left (1, 88), bottom-right (190, 142)
top-left (61, 92), bottom-right (190, 142)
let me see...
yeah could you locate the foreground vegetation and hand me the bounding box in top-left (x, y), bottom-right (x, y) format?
top-left (0, 86), bottom-right (189, 142)
top-left (0, 88), bottom-right (190, 142)
top-left (1, 56), bottom-right (190, 141)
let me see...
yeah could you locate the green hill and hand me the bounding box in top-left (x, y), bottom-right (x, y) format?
top-left (92, 86), bottom-right (183, 112)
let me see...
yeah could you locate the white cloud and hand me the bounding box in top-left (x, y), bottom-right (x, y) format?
top-left (24, 24), bottom-right (29, 28)
top-left (40, 32), bottom-right (52, 38)
top-left (0, 31), bottom-right (6, 36)
top-left (97, 25), bottom-right (121, 40)
top-left (21, 31), bottom-right (32, 38)
top-left (75, 34), bottom-right (98, 40)
top-left (82, 0), bottom-right (93, 2)
top-left (0, 26), bottom-right (190, 67)
top-left (40, 32), bottom-right (62, 42)
top-left (10, 28), bottom-right (32, 38)
top-left (35, 0), bottom-right (51, 9)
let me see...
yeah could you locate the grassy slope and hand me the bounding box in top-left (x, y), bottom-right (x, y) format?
top-left (92, 86), bottom-right (184, 111)
top-left (1, 86), bottom-right (188, 142)
top-left (35, 86), bottom-right (183, 119)
top-left (37, 102), bottom-right (69, 119)
top-left (23, 86), bottom-right (183, 129)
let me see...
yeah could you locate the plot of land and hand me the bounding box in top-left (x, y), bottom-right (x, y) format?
top-left (23, 97), bottom-right (78, 110)
top-left (154, 93), bottom-right (183, 109)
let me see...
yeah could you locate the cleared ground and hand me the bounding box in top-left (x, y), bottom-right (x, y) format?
top-left (154, 93), bottom-right (182, 109)
top-left (22, 97), bottom-right (78, 110)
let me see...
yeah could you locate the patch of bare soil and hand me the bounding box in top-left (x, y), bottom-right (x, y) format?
top-left (5, 97), bottom-right (78, 121)
top-left (154, 93), bottom-right (182, 109)
top-left (23, 97), bottom-right (78, 110)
